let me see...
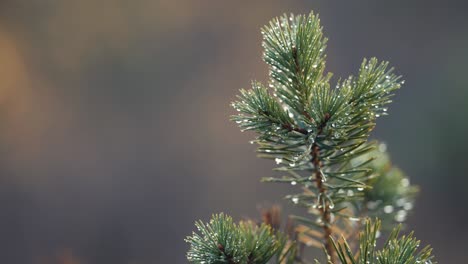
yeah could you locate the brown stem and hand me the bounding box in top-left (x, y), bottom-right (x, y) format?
top-left (292, 46), bottom-right (301, 74)
top-left (292, 45), bottom-right (335, 261)
top-left (258, 110), bottom-right (308, 135)
top-left (311, 113), bottom-right (336, 263)
top-left (218, 244), bottom-right (236, 264)
top-left (282, 123), bottom-right (308, 135)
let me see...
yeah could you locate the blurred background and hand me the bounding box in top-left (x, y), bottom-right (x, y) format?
top-left (0, 0), bottom-right (467, 263)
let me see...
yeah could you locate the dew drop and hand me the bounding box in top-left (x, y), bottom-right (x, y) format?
top-left (291, 181), bottom-right (297, 186)
top-left (367, 201), bottom-right (378, 210)
top-left (395, 210), bottom-right (407, 222)
top-left (384, 205), bottom-right (394, 214)
top-left (275, 158), bottom-right (283, 164)
top-left (403, 202), bottom-right (413, 211)
top-left (378, 143), bottom-right (387, 152)
top-left (401, 178), bottom-right (410, 187)
top-left (396, 198), bottom-right (406, 206)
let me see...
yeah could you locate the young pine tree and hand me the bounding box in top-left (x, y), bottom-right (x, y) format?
top-left (185, 11), bottom-right (436, 264)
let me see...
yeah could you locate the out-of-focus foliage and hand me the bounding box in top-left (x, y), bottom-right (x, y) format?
top-left (359, 144), bottom-right (418, 230)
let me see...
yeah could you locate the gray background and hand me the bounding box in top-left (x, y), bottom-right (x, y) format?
top-left (0, 0), bottom-right (467, 263)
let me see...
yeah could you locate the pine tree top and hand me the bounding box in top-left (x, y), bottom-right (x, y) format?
top-left (186, 11), bottom-right (435, 264)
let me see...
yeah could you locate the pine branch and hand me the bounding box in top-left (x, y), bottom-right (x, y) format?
top-left (310, 112), bottom-right (335, 262)
top-left (232, 12), bottom-right (404, 261)
top-left (186, 10), bottom-right (437, 264)
top-left (185, 213), bottom-right (281, 264)
top-left (330, 219), bottom-right (436, 264)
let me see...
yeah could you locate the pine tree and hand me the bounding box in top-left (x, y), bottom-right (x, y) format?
top-left (185, 11), bottom-right (436, 264)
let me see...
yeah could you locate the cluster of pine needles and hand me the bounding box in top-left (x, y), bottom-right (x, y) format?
top-left (185, 11), bottom-right (435, 264)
